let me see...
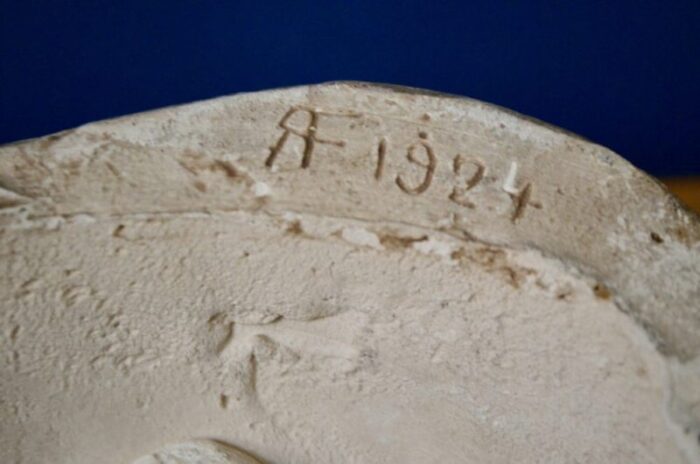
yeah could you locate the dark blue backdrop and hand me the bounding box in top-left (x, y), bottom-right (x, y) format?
top-left (1, 1), bottom-right (699, 176)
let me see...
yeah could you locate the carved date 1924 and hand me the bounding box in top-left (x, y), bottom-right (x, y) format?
top-left (265, 107), bottom-right (538, 223)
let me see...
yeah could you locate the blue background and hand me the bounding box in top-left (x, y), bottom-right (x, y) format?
top-left (1, 1), bottom-right (699, 176)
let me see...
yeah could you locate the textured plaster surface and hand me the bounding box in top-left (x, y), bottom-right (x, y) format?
top-left (1, 83), bottom-right (698, 463)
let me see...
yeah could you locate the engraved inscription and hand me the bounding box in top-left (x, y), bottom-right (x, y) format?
top-left (374, 137), bottom-right (388, 180)
top-left (265, 107), bottom-right (349, 169)
top-left (395, 134), bottom-right (437, 195)
top-left (449, 155), bottom-right (485, 208)
top-left (265, 107), bottom-right (540, 223)
top-left (509, 183), bottom-right (532, 223)
top-left (502, 162), bottom-right (535, 223)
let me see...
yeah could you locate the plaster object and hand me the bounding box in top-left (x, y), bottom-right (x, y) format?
top-left (1, 82), bottom-right (699, 463)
